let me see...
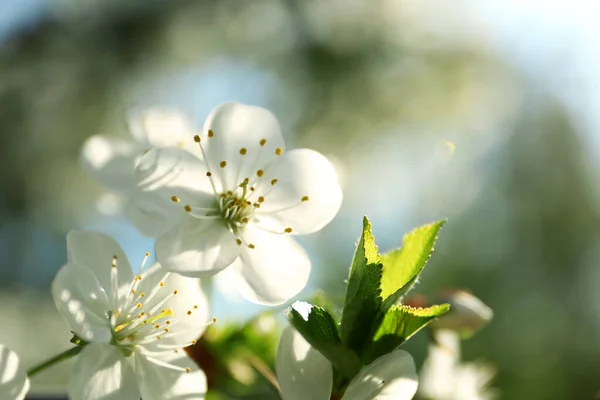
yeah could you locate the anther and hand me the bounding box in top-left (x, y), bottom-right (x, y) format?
top-left (236, 239), bottom-right (242, 246)
top-left (271, 179), bottom-right (278, 185)
top-left (191, 340), bottom-right (197, 345)
top-left (187, 311), bottom-right (192, 315)
top-left (227, 191), bottom-right (233, 196)
top-left (194, 135), bottom-right (201, 143)
top-left (173, 290), bottom-right (178, 295)
top-left (240, 148), bottom-right (247, 155)
top-left (184, 205), bottom-right (192, 213)
top-left (284, 227), bottom-right (293, 233)
top-left (140, 292), bottom-right (145, 298)
top-left (256, 169), bottom-right (264, 177)
top-left (250, 186), bottom-right (255, 191)
top-left (145, 252), bottom-right (150, 257)
top-left (220, 161), bottom-right (227, 168)
top-left (136, 303), bottom-right (142, 309)
top-left (137, 275), bottom-right (142, 281)
top-left (159, 282), bottom-right (164, 287)
top-left (301, 196), bottom-right (309, 202)
top-left (132, 289), bottom-right (137, 295)
top-left (258, 196), bottom-right (265, 203)
top-left (241, 217), bottom-right (249, 223)
top-left (164, 328), bottom-right (169, 332)
top-left (156, 336), bottom-right (161, 340)
top-left (166, 320), bottom-right (171, 325)
top-left (259, 138), bottom-right (267, 146)
top-left (275, 147), bottom-right (283, 156)
top-left (248, 244), bottom-right (256, 249)
top-left (208, 129), bottom-right (214, 138)
top-left (194, 305), bottom-right (198, 309)
top-left (212, 317), bottom-right (217, 323)
top-left (185, 368), bottom-right (191, 373)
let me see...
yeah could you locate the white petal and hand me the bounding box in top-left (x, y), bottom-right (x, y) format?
top-left (66, 231), bottom-right (134, 305)
top-left (276, 326), bottom-right (332, 400)
top-left (136, 352), bottom-right (207, 400)
top-left (124, 199), bottom-right (177, 238)
top-left (254, 149), bottom-right (342, 235)
top-left (131, 147), bottom-right (216, 236)
top-left (51, 262), bottom-right (112, 343)
top-left (156, 218), bottom-right (240, 277)
top-left (68, 343), bottom-right (139, 400)
top-left (0, 345), bottom-right (29, 400)
top-left (342, 350), bottom-right (418, 400)
top-left (135, 263), bottom-right (211, 349)
top-left (231, 226), bottom-right (310, 305)
top-left (128, 108), bottom-right (198, 153)
top-left (201, 102), bottom-right (285, 192)
top-left (80, 134), bottom-right (144, 192)
top-left (417, 330), bottom-right (460, 399)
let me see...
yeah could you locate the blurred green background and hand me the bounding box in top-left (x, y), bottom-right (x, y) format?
top-left (1, 0), bottom-right (600, 399)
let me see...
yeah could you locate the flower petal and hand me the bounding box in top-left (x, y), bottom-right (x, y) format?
top-left (80, 135), bottom-right (144, 192)
top-left (131, 147), bottom-right (216, 236)
top-left (0, 345), bottom-right (30, 400)
top-left (128, 108), bottom-right (198, 153)
top-left (276, 326), bottom-right (332, 400)
top-left (51, 262), bottom-right (112, 343)
top-left (66, 231), bottom-right (134, 305)
top-left (342, 350), bottom-right (418, 400)
top-left (417, 330), bottom-right (460, 399)
top-left (231, 226), bottom-right (310, 305)
top-left (201, 102), bottom-right (285, 192)
top-left (68, 343), bottom-right (139, 400)
top-left (156, 218), bottom-right (240, 277)
top-left (136, 352), bottom-right (207, 400)
top-left (254, 148), bottom-right (342, 235)
top-left (135, 262), bottom-right (211, 349)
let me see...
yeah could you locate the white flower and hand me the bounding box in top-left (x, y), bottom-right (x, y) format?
top-left (51, 231), bottom-right (210, 400)
top-left (81, 108), bottom-right (199, 193)
top-left (418, 330), bottom-right (496, 400)
top-left (275, 326), bottom-right (418, 400)
top-left (429, 291), bottom-right (493, 337)
top-left (0, 345), bottom-right (29, 400)
top-left (129, 102), bottom-right (343, 305)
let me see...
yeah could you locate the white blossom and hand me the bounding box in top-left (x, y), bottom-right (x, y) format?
top-left (129, 102), bottom-right (343, 305)
top-left (276, 326), bottom-right (418, 400)
top-left (418, 330), bottom-right (497, 400)
top-left (51, 231), bottom-right (210, 400)
top-left (0, 345), bottom-right (29, 400)
top-left (80, 108), bottom-right (199, 193)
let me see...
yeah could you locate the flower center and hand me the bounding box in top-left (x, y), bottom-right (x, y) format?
top-left (106, 254), bottom-right (204, 355)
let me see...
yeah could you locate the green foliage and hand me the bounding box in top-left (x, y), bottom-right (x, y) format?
top-left (366, 304), bottom-right (450, 363)
top-left (286, 302), bottom-right (361, 379)
top-left (339, 217), bottom-right (383, 353)
top-left (379, 220), bottom-right (446, 310)
top-left (286, 216), bottom-right (450, 383)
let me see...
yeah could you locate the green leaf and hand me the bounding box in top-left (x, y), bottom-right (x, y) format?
top-left (366, 304), bottom-right (450, 363)
top-left (339, 216), bottom-right (383, 353)
top-left (286, 302), bottom-right (361, 379)
top-left (379, 220), bottom-right (446, 306)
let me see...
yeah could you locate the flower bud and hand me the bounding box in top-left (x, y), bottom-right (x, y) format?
top-left (429, 290), bottom-right (493, 338)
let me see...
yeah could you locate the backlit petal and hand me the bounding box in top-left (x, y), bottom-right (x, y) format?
top-left (231, 226), bottom-right (310, 305)
top-left (0, 345), bottom-right (29, 400)
top-left (80, 135), bottom-right (144, 192)
top-left (156, 218), bottom-right (239, 277)
top-left (51, 262), bottom-right (112, 343)
top-left (254, 149), bottom-right (342, 235)
top-left (201, 102), bottom-right (285, 193)
top-left (136, 352), bottom-right (207, 400)
top-left (68, 343), bottom-right (139, 400)
top-left (276, 326), bottom-right (332, 400)
top-left (342, 350), bottom-right (418, 400)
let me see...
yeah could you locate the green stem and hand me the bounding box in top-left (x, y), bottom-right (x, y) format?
top-left (27, 346), bottom-right (84, 377)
